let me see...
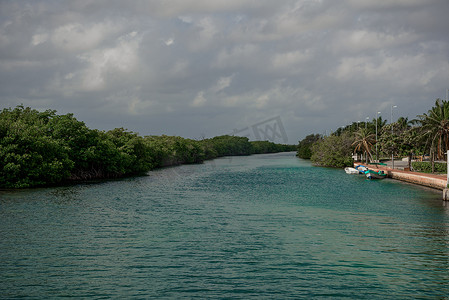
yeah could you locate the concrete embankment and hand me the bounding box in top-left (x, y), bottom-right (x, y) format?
top-left (355, 163), bottom-right (447, 190)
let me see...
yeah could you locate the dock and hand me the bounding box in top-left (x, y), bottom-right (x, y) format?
top-left (355, 163), bottom-right (447, 191)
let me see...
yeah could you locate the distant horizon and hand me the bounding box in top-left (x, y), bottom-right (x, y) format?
top-left (3, 102), bottom-right (440, 145)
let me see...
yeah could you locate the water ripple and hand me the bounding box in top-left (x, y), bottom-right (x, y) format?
top-left (1, 153), bottom-right (448, 298)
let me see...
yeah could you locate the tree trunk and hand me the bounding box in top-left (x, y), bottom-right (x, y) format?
top-left (431, 150), bottom-right (435, 173)
top-left (408, 151), bottom-right (412, 170)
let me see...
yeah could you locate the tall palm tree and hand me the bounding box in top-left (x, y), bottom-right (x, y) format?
top-left (352, 128), bottom-right (376, 164)
top-left (396, 117), bottom-right (411, 130)
top-left (416, 99), bottom-right (449, 161)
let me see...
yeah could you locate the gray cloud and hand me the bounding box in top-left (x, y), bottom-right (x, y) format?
top-left (1, 0), bottom-right (449, 143)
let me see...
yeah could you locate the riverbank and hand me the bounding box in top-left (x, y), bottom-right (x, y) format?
top-left (1, 106), bottom-right (297, 188)
top-left (354, 162), bottom-right (447, 190)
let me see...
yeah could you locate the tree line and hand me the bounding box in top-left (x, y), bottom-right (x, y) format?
top-left (0, 106), bottom-right (296, 188)
top-left (297, 98), bottom-right (449, 171)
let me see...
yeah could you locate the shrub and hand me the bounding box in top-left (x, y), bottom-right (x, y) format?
top-left (411, 161), bottom-right (447, 173)
top-left (297, 134), bottom-right (321, 159)
top-left (310, 133), bottom-right (354, 168)
top-left (1, 106), bottom-right (298, 188)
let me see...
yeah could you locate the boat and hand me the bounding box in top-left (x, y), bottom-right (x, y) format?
top-left (354, 165), bottom-right (368, 173)
top-left (345, 167), bottom-right (359, 174)
top-left (365, 170), bottom-right (387, 179)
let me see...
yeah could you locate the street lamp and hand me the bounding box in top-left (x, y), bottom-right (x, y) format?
top-left (376, 111), bottom-right (381, 162)
top-left (363, 117), bottom-right (370, 163)
top-left (391, 105), bottom-right (397, 169)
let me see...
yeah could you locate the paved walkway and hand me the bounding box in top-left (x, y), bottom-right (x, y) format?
top-left (355, 162), bottom-right (447, 190)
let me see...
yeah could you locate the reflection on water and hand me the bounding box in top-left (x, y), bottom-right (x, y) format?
top-left (1, 152), bottom-right (448, 298)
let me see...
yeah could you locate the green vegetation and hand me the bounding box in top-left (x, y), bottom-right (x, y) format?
top-left (296, 134), bottom-right (321, 159)
top-left (416, 99), bottom-right (449, 161)
top-left (352, 128), bottom-right (375, 164)
top-left (310, 133), bottom-right (354, 168)
top-left (411, 162), bottom-right (447, 174)
top-left (0, 106), bottom-right (296, 188)
top-left (297, 98), bottom-right (449, 172)
top-left (251, 140), bottom-right (296, 154)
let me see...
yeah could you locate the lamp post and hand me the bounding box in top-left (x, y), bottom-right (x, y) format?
top-left (364, 117), bottom-right (369, 163)
top-left (391, 105), bottom-right (397, 169)
top-left (376, 111), bottom-right (381, 162)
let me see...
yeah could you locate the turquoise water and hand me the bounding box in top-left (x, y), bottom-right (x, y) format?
top-left (1, 152), bottom-right (448, 299)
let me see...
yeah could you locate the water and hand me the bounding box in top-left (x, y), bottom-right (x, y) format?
top-left (1, 152), bottom-right (448, 299)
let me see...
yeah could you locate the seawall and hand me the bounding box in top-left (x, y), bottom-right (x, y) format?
top-left (355, 163), bottom-right (447, 190)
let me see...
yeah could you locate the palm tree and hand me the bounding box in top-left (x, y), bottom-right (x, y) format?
top-left (396, 117), bottom-right (411, 130)
top-left (416, 99), bottom-right (449, 162)
top-left (374, 116), bottom-right (387, 130)
top-left (352, 128), bottom-right (376, 164)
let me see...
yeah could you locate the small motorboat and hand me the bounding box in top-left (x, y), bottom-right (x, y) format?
top-left (365, 170), bottom-right (387, 179)
top-left (345, 167), bottom-right (359, 174)
top-left (355, 165), bottom-right (368, 173)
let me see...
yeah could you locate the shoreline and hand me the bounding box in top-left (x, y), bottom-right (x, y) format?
top-left (354, 162), bottom-right (447, 191)
top-left (0, 151), bottom-right (297, 191)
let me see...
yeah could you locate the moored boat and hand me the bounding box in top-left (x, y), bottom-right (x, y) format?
top-left (365, 170), bottom-right (387, 179)
top-left (355, 165), bottom-right (368, 173)
top-left (345, 167), bottom-right (359, 174)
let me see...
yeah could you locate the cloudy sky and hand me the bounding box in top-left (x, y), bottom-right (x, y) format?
top-left (1, 0), bottom-right (449, 143)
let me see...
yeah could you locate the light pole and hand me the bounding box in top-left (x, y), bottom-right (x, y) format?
top-left (376, 111), bottom-right (381, 163)
top-left (364, 117), bottom-right (369, 163)
top-left (391, 105), bottom-right (397, 169)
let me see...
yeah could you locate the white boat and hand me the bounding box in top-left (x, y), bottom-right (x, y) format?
top-left (355, 165), bottom-right (368, 173)
top-left (345, 167), bottom-right (359, 174)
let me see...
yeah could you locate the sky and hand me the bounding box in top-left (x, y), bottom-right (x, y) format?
top-left (1, 0), bottom-right (449, 144)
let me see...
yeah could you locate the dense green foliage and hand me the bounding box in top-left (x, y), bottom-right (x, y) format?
top-left (202, 135), bottom-right (253, 157)
top-left (0, 107), bottom-right (74, 188)
top-left (310, 133), bottom-right (354, 168)
top-left (298, 99), bottom-right (449, 172)
top-left (251, 141), bottom-right (296, 154)
top-left (412, 162), bottom-right (447, 174)
top-left (0, 106), bottom-right (296, 188)
top-left (416, 99), bottom-right (449, 160)
top-left (296, 134), bottom-right (321, 159)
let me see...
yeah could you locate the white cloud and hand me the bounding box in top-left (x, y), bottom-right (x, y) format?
top-left (31, 33), bottom-right (48, 46)
top-left (192, 91), bottom-right (207, 107)
top-left (228, 1), bottom-right (344, 43)
top-left (168, 60), bottom-right (189, 76)
top-left (1, 0), bottom-right (449, 141)
top-left (271, 50), bottom-right (312, 73)
top-left (164, 38), bottom-right (174, 46)
top-left (211, 75), bottom-right (233, 93)
top-left (331, 30), bottom-right (419, 53)
top-left (51, 22), bottom-right (121, 52)
top-left (331, 52), bottom-right (449, 89)
top-left (76, 31), bottom-right (141, 91)
top-left (344, 0), bottom-right (427, 10)
top-left (186, 16), bottom-right (220, 51)
top-left (213, 44), bottom-right (260, 69)
top-left (191, 75), bottom-right (233, 107)
top-left (143, 0), bottom-right (277, 17)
